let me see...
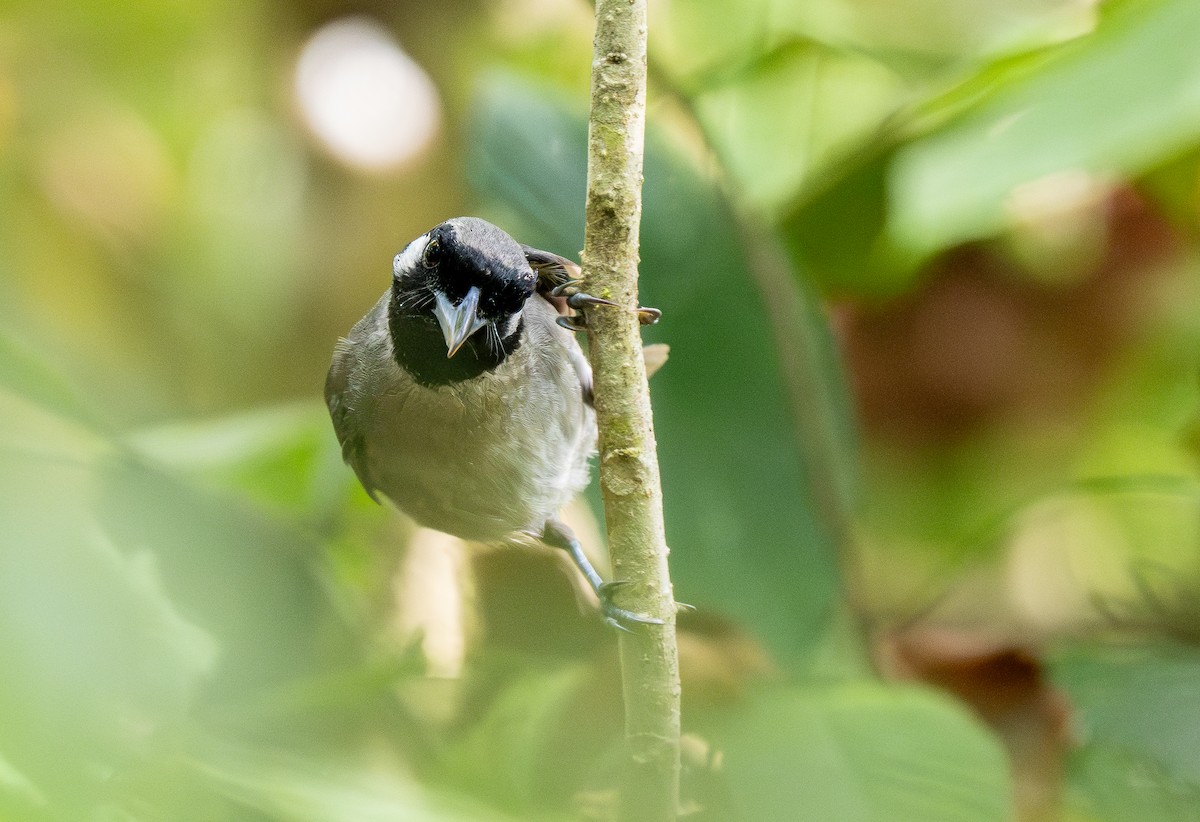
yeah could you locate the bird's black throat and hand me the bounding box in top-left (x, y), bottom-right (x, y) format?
top-left (387, 287), bottom-right (522, 386)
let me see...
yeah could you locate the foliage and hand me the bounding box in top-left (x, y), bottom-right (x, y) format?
top-left (2, 0), bottom-right (1200, 819)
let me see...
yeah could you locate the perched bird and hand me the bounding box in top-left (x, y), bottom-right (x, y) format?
top-left (325, 217), bottom-right (662, 630)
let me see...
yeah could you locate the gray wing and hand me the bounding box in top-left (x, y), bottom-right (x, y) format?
top-left (324, 336), bottom-right (381, 503)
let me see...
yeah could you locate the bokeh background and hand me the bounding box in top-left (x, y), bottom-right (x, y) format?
top-left (3, 0), bottom-right (1200, 819)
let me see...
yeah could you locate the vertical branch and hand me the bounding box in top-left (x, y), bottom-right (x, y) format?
top-left (582, 1), bottom-right (681, 820)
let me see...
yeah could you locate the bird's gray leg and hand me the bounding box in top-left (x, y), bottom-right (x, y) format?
top-left (541, 519), bottom-right (664, 633)
top-left (549, 282), bottom-right (661, 328)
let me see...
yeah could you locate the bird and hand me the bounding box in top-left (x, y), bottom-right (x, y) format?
top-left (325, 216), bottom-right (663, 631)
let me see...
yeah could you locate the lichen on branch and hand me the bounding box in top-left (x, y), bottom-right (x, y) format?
top-left (580, 1), bottom-right (682, 820)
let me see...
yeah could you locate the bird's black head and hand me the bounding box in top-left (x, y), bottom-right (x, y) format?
top-left (388, 217), bottom-right (537, 385)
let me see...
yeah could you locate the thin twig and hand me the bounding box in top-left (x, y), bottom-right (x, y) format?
top-left (581, 1), bottom-right (681, 819)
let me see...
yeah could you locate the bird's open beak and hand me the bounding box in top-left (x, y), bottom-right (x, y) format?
top-left (433, 286), bottom-right (487, 358)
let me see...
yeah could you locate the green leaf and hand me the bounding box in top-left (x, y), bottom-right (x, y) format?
top-left (1066, 745), bottom-right (1200, 822)
top-left (0, 749), bottom-right (51, 821)
top-left (709, 683), bottom-right (1012, 822)
top-left (651, 0), bottom-right (1093, 86)
top-left (468, 75), bottom-right (859, 673)
top-left (126, 401), bottom-right (349, 521)
top-left (195, 748), bottom-right (520, 822)
top-left (888, 0), bottom-right (1200, 259)
top-left (681, 0), bottom-right (1096, 218)
top-left (772, 0), bottom-right (1097, 73)
top-left (0, 396), bottom-right (216, 815)
top-left (0, 383), bottom-right (358, 816)
top-left (647, 0), bottom-right (1102, 295)
top-left (93, 453), bottom-right (356, 698)
top-left (439, 664), bottom-right (620, 814)
top-left (695, 42), bottom-right (907, 214)
top-left (1141, 148), bottom-right (1200, 229)
top-left (650, 0), bottom-right (777, 86)
top-left (0, 326), bottom-right (102, 429)
top-left (1054, 644), bottom-right (1200, 792)
top-left (779, 149), bottom-right (909, 296)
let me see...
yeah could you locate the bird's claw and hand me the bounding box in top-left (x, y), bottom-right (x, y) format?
top-left (541, 519), bottom-right (670, 635)
top-left (565, 292), bottom-right (618, 311)
top-left (635, 306), bottom-right (662, 326)
top-left (599, 581), bottom-right (665, 633)
top-left (556, 315), bottom-right (588, 332)
top-left (551, 282), bottom-right (661, 329)
top-left (547, 280), bottom-right (582, 299)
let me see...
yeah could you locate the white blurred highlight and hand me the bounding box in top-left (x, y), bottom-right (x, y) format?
top-left (394, 528), bottom-right (472, 679)
top-left (294, 17), bottom-right (440, 171)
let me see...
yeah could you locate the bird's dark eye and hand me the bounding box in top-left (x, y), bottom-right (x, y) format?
top-left (421, 239), bottom-right (440, 269)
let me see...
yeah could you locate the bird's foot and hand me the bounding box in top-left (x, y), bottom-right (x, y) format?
top-left (549, 281), bottom-right (661, 327)
top-left (633, 305), bottom-right (663, 326)
top-left (541, 519), bottom-right (666, 634)
top-left (598, 581), bottom-right (665, 634)
top-left (555, 314), bottom-right (588, 333)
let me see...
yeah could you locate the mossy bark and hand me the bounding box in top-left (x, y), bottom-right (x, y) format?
top-left (581, 1), bottom-right (681, 820)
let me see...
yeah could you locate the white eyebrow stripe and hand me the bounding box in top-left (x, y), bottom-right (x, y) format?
top-left (393, 233), bottom-right (430, 275)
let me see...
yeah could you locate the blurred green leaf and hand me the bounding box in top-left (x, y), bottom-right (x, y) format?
top-left (0, 749), bottom-right (52, 821)
top-left (1066, 745), bottom-right (1200, 822)
top-left (651, 0), bottom-right (1093, 87)
top-left (779, 149), bottom-right (904, 295)
top-left (94, 454), bottom-right (356, 700)
top-left (468, 75), bottom-right (859, 673)
top-left (653, 0), bottom-right (1102, 296)
top-left (774, 49), bottom-right (1071, 296)
top-left (1055, 644), bottom-right (1200, 821)
top-left (695, 42), bottom-right (906, 214)
top-left (127, 401), bottom-right (349, 521)
top-left (650, 0), bottom-right (775, 85)
top-left (1141, 149), bottom-right (1200, 230)
top-left (125, 402), bottom-right (397, 636)
top-left (196, 747), bottom-right (520, 822)
top-left (440, 664), bottom-right (619, 814)
top-left (0, 395), bottom-right (216, 816)
top-left (0, 327), bottom-right (99, 428)
top-left (1054, 644), bottom-right (1200, 790)
top-left (708, 683), bottom-right (1012, 822)
top-left (0, 370), bottom-right (359, 816)
top-left (774, 0), bottom-right (1097, 74)
top-left (888, 0), bottom-right (1200, 259)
